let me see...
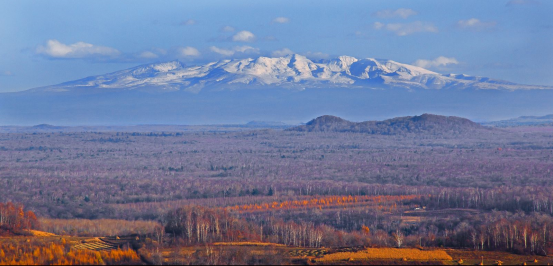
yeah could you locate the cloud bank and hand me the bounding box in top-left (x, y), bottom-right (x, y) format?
top-left (177, 46), bottom-right (200, 57)
top-left (210, 46), bottom-right (259, 57)
top-left (232, 31), bottom-right (256, 42)
top-left (271, 48), bottom-right (294, 57)
top-left (413, 56), bottom-right (459, 69)
top-left (36, 40), bottom-right (120, 59)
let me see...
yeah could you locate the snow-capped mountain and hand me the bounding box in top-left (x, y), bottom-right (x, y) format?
top-left (34, 54), bottom-right (551, 93)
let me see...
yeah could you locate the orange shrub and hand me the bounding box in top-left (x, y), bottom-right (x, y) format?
top-left (0, 239), bottom-right (141, 265)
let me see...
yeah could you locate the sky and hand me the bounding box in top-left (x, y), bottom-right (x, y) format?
top-left (0, 0), bottom-right (552, 93)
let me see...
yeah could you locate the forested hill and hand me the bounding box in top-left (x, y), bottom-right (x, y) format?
top-left (288, 114), bottom-right (496, 135)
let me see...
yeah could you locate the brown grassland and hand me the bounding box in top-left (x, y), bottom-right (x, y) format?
top-left (316, 248), bottom-right (453, 262)
top-left (39, 218), bottom-right (159, 237)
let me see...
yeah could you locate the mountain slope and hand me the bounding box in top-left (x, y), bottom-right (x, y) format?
top-left (32, 54), bottom-right (552, 93)
top-left (288, 114), bottom-right (495, 135)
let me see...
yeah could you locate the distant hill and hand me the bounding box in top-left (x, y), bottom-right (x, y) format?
top-left (288, 114), bottom-right (495, 135)
top-left (482, 115), bottom-right (553, 127)
top-left (32, 124), bottom-right (66, 130)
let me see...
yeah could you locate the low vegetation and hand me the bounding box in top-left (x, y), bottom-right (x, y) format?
top-left (317, 248), bottom-right (452, 262)
top-left (0, 238), bottom-right (140, 265)
top-left (39, 218), bottom-right (158, 237)
top-left (1, 119), bottom-right (553, 264)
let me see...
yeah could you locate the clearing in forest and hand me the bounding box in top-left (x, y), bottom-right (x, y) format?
top-left (317, 248), bottom-right (452, 262)
top-left (26, 230), bottom-right (57, 237)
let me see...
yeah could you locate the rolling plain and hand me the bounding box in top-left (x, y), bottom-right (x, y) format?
top-left (1, 114), bottom-right (553, 265)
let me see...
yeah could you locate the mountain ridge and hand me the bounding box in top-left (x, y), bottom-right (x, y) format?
top-left (28, 54), bottom-right (552, 93)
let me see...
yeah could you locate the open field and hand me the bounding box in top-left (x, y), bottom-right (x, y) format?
top-left (316, 248), bottom-right (452, 262)
top-left (39, 218), bottom-right (159, 237)
top-left (27, 230), bottom-right (56, 237)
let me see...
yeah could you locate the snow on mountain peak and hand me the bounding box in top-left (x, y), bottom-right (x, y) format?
top-left (152, 61), bottom-right (183, 72)
top-left (43, 54), bottom-right (552, 92)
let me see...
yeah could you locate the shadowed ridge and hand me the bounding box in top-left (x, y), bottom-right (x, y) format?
top-left (291, 115), bottom-right (354, 132)
top-left (306, 115), bottom-right (350, 126)
top-left (31, 124), bottom-right (65, 130)
top-left (288, 114), bottom-right (494, 135)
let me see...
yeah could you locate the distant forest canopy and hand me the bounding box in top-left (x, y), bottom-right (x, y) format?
top-left (1, 114), bottom-right (553, 264)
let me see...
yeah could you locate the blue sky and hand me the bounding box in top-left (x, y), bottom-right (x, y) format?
top-left (0, 0), bottom-right (551, 92)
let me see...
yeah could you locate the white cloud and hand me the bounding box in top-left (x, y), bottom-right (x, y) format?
top-left (36, 39), bottom-right (120, 59)
top-left (177, 46), bottom-right (200, 57)
top-left (210, 46), bottom-right (234, 56)
top-left (232, 31), bottom-right (256, 42)
top-left (413, 56), bottom-right (459, 69)
top-left (457, 18), bottom-right (496, 30)
top-left (373, 8), bottom-right (417, 19)
top-left (373, 22), bottom-right (384, 30)
top-left (180, 19), bottom-right (196, 26)
top-left (220, 26), bottom-right (235, 32)
top-left (210, 46), bottom-right (259, 56)
top-left (272, 17), bottom-right (290, 24)
top-left (373, 21), bottom-right (438, 36)
top-left (138, 51), bottom-right (159, 59)
top-left (1, 71), bottom-right (13, 76)
top-left (233, 46), bottom-right (258, 53)
top-left (271, 48), bottom-right (294, 57)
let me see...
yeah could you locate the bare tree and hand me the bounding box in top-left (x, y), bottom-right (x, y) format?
top-left (393, 229), bottom-right (404, 248)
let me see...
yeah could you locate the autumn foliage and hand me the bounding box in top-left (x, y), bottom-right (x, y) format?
top-left (0, 240), bottom-right (140, 265)
top-left (317, 248), bottom-right (453, 262)
top-left (0, 202), bottom-right (39, 235)
top-left (227, 195), bottom-right (421, 213)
